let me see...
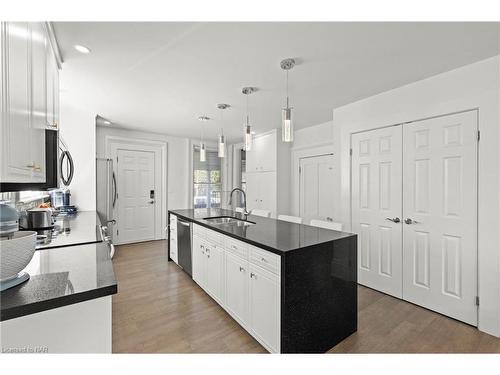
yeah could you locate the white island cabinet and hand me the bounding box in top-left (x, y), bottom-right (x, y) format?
top-left (191, 223), bottom-right (281, 353)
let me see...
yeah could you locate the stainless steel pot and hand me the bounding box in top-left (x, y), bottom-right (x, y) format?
top-left (25, 208), bottom-right (54, 229)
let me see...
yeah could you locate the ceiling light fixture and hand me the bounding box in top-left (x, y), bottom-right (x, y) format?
top-left (74, 44), bottom-right (91, 54)
top-left (217, 104), bottom-right (230, 158)
top-left (242, 87), bottom-right (257, 151)
top-left (280, 58), bottom-right (295, 142)
top-left (198, 116), bottom-right (210, 162)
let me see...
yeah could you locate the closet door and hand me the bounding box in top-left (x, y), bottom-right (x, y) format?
top-left (402, 110), bottom-right (478, 325)
top-left (352, 125), bottom-right (403, 298)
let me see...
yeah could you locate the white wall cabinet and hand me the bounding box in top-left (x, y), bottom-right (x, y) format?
top-left (244, 129), bottom-right (290, 217)
top-left (1, 22), bottom-right (60, 184)
top-left (189, 223), bottom-right (281, 353)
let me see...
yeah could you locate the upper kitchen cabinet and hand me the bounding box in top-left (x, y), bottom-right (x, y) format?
top-left (245, 129), bottom-right (290, 217)
top-left (0, 22), bottom-right (61, 185)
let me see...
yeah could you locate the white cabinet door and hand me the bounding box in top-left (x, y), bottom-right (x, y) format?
top-left (258, 171), bottom-right (277, 217)
top-left (351, 125), bottom-right (403, 298)
top-left (192, 235), bottom-right (206, 288)
top-left (257, 132), bottom-right (276, 172)
top-left (245, 132), bottom-right (277, 172)
top-left (249, 263), bottom-right (280, 353)
top-left (402, 110), bottom-right (478, 326)
top-left (205, 242), bottom-right (224, 304)
top-left (299, 154), bottom-right (335, 223)
top-left (224, 252), bottom-right (249, 326)
top-left (245, 172), bottom-right (261, 211)
top-left (46, 45), bottom-right (58, 129)
top-left (2, 22), bottom-right (33, 182)
top-left (29, 22), bottom-right (47, 182)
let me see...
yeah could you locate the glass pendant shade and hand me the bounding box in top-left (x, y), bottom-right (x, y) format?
top-left (218, 134), bottom-right (226, 158)
top-left (200, 142), bottom-right (206, 162)
top-left (244, 125), bottom-right (252, 151)
top-left (281, 107), bottom-right (293, 142)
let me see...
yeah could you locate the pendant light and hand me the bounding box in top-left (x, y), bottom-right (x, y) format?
top-left (198, 116), bottom-right (210, 162)
top-left (280, 58), bottom-right (295, 142)
top-left (242, 87), bottom-right (256, 151)
top-left (217, 104), bottom-right (230, 158)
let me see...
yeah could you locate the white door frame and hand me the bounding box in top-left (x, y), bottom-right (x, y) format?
top-left (105, 135), bottom-right (167, 244)
top-left (349, 109), bottom-right (479, 323)
top-left (290, 142), bottom-right (335, 217)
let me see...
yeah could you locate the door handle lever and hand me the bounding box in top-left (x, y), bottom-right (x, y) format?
top-left (385, 217), bottom-right (401, 223)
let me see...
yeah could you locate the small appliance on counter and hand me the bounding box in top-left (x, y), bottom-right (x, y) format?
top-left (0, 204), bottom-right (36, 291)
top-left (20, 207), bottom-right (55, 230)
top-left (49, 188), bottom-right (77, 215)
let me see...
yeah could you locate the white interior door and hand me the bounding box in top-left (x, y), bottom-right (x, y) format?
top-left (402, 110), bottom-right (478, 325)
top-left (299, 154), bottom-right (335, 223)
top-left (116, 149), bottom-right (156, 244)
top-left (352, 126), bottom-right (403, 298)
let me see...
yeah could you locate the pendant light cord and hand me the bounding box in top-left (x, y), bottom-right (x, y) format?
top-left (286, 70), bottom-right (289, 108)
top-left (246, 93), bottom-right (249, 126)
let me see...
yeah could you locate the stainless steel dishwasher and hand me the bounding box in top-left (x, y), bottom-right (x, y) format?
top-left (177, 217), bottom-right (192, 276)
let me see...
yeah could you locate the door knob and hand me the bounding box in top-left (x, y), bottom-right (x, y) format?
top-left (385, 217), bottom-right (401, 223)
top-left (404, 218), bottom-right (420, 224)
top-left (148, 200), bottom-right (155, 204)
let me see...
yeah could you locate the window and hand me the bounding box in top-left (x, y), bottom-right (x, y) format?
top-left (193, 148), bottom-right (222, 209)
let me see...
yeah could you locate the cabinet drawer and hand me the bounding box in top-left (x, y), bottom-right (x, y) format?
top-left (249, 246), bottom-right (280, 276)
top-left (225, 237), bottom-right (248, 259)
top-left (193, 223), bottom-right (206, 238)
top-left (206, 228), bottom-right (223, 246)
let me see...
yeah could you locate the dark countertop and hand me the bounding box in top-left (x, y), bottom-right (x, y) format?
top-left (169, 208), bottom-right (355, 255)
top-left (34, 211), bottom-right (102, 250)
top-left (0, 242), bottom-right (117, 321)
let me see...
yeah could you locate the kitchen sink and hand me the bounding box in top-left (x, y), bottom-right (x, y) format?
top-left (203, 216), bottom-right (255, 226)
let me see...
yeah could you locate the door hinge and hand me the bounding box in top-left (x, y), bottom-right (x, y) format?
top-left (299, 166), bottom-right (301, 174)
top-left (350, 148), bottom-right (353, 156)
top-left (116, 229), bottom-right (119, 236)
top-left (477, 130), bottom-right (480, 141)
top-left (475, 296), bottom-right (480, 306)
top-left (116, 156), bottom-right (118, 163)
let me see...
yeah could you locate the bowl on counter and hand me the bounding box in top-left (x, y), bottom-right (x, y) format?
top-left (0, 231), bottom-right (37, 291)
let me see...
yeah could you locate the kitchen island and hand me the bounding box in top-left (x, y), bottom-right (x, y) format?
top-left (168, 208), bottom-right (357, 353)
top-left (0, 242), bottom-right (117, 353)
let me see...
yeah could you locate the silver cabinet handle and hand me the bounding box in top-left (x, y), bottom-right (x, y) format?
top-left (386, 217), bottom-right (401, 223)
top-left (148, 200), bottom-right (155, 204)
top-left (260, 257), bottom-right (267, 263)
top-left (178, 221), bottom-right (190, 226)
top-left (404, 218), bottom-right (420, 225)
top-left (239, 266), bottom-right (245, 272)
top-left (250, 272), bottom-right (256, 279)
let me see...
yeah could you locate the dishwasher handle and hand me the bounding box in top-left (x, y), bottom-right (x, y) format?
top-left (178, 220), bottom-right (191, 227)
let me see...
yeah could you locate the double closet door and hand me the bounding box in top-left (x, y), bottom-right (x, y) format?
top-left (352, 110), bottom-right (478, 326)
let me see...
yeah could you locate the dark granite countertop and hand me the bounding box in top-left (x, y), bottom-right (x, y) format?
top-left (0, 242), bottom-right (117, 321)
top-left (34, 211), bottom-right (102, 250)
top-left (169, 208), bottom-right (355, 255)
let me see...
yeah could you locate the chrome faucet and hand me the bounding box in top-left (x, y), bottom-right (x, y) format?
top-left (228, 188), bottom-right (249, 215)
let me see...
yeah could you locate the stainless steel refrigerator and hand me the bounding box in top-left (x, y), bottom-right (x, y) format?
top-left (96, 158), bottom-right (117, 257)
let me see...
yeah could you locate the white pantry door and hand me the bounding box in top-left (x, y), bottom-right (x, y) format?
top-left (299, 154), bottom-right (335, 223)
top-left (116, 149), bottom-right (156, 244)
top-left (402, 111), bottom-right (478, 325)
top-left (352, 126), bottom-right (403, 298)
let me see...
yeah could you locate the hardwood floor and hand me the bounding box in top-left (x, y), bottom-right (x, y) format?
top-left (112, 240), bottom-right (500, 353)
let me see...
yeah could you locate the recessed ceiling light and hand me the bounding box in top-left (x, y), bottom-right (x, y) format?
top-left (74, 44), bottom-right (91, 54)
top-left (103, 120), bottom-right (111, 125)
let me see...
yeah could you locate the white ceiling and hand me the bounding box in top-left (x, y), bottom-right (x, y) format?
top-left (54, 22), bottom-right (500, 142)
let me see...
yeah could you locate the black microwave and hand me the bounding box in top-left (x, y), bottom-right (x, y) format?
top-left (0, 129), bottom-right (59, 192)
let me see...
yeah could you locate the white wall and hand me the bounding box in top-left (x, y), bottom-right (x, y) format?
top-left (59, 98), bottom-right (96, 211)
top-left (332, 55), bottom-right (500, 337)
top-left (96, 126), bottom-right (191, 210)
